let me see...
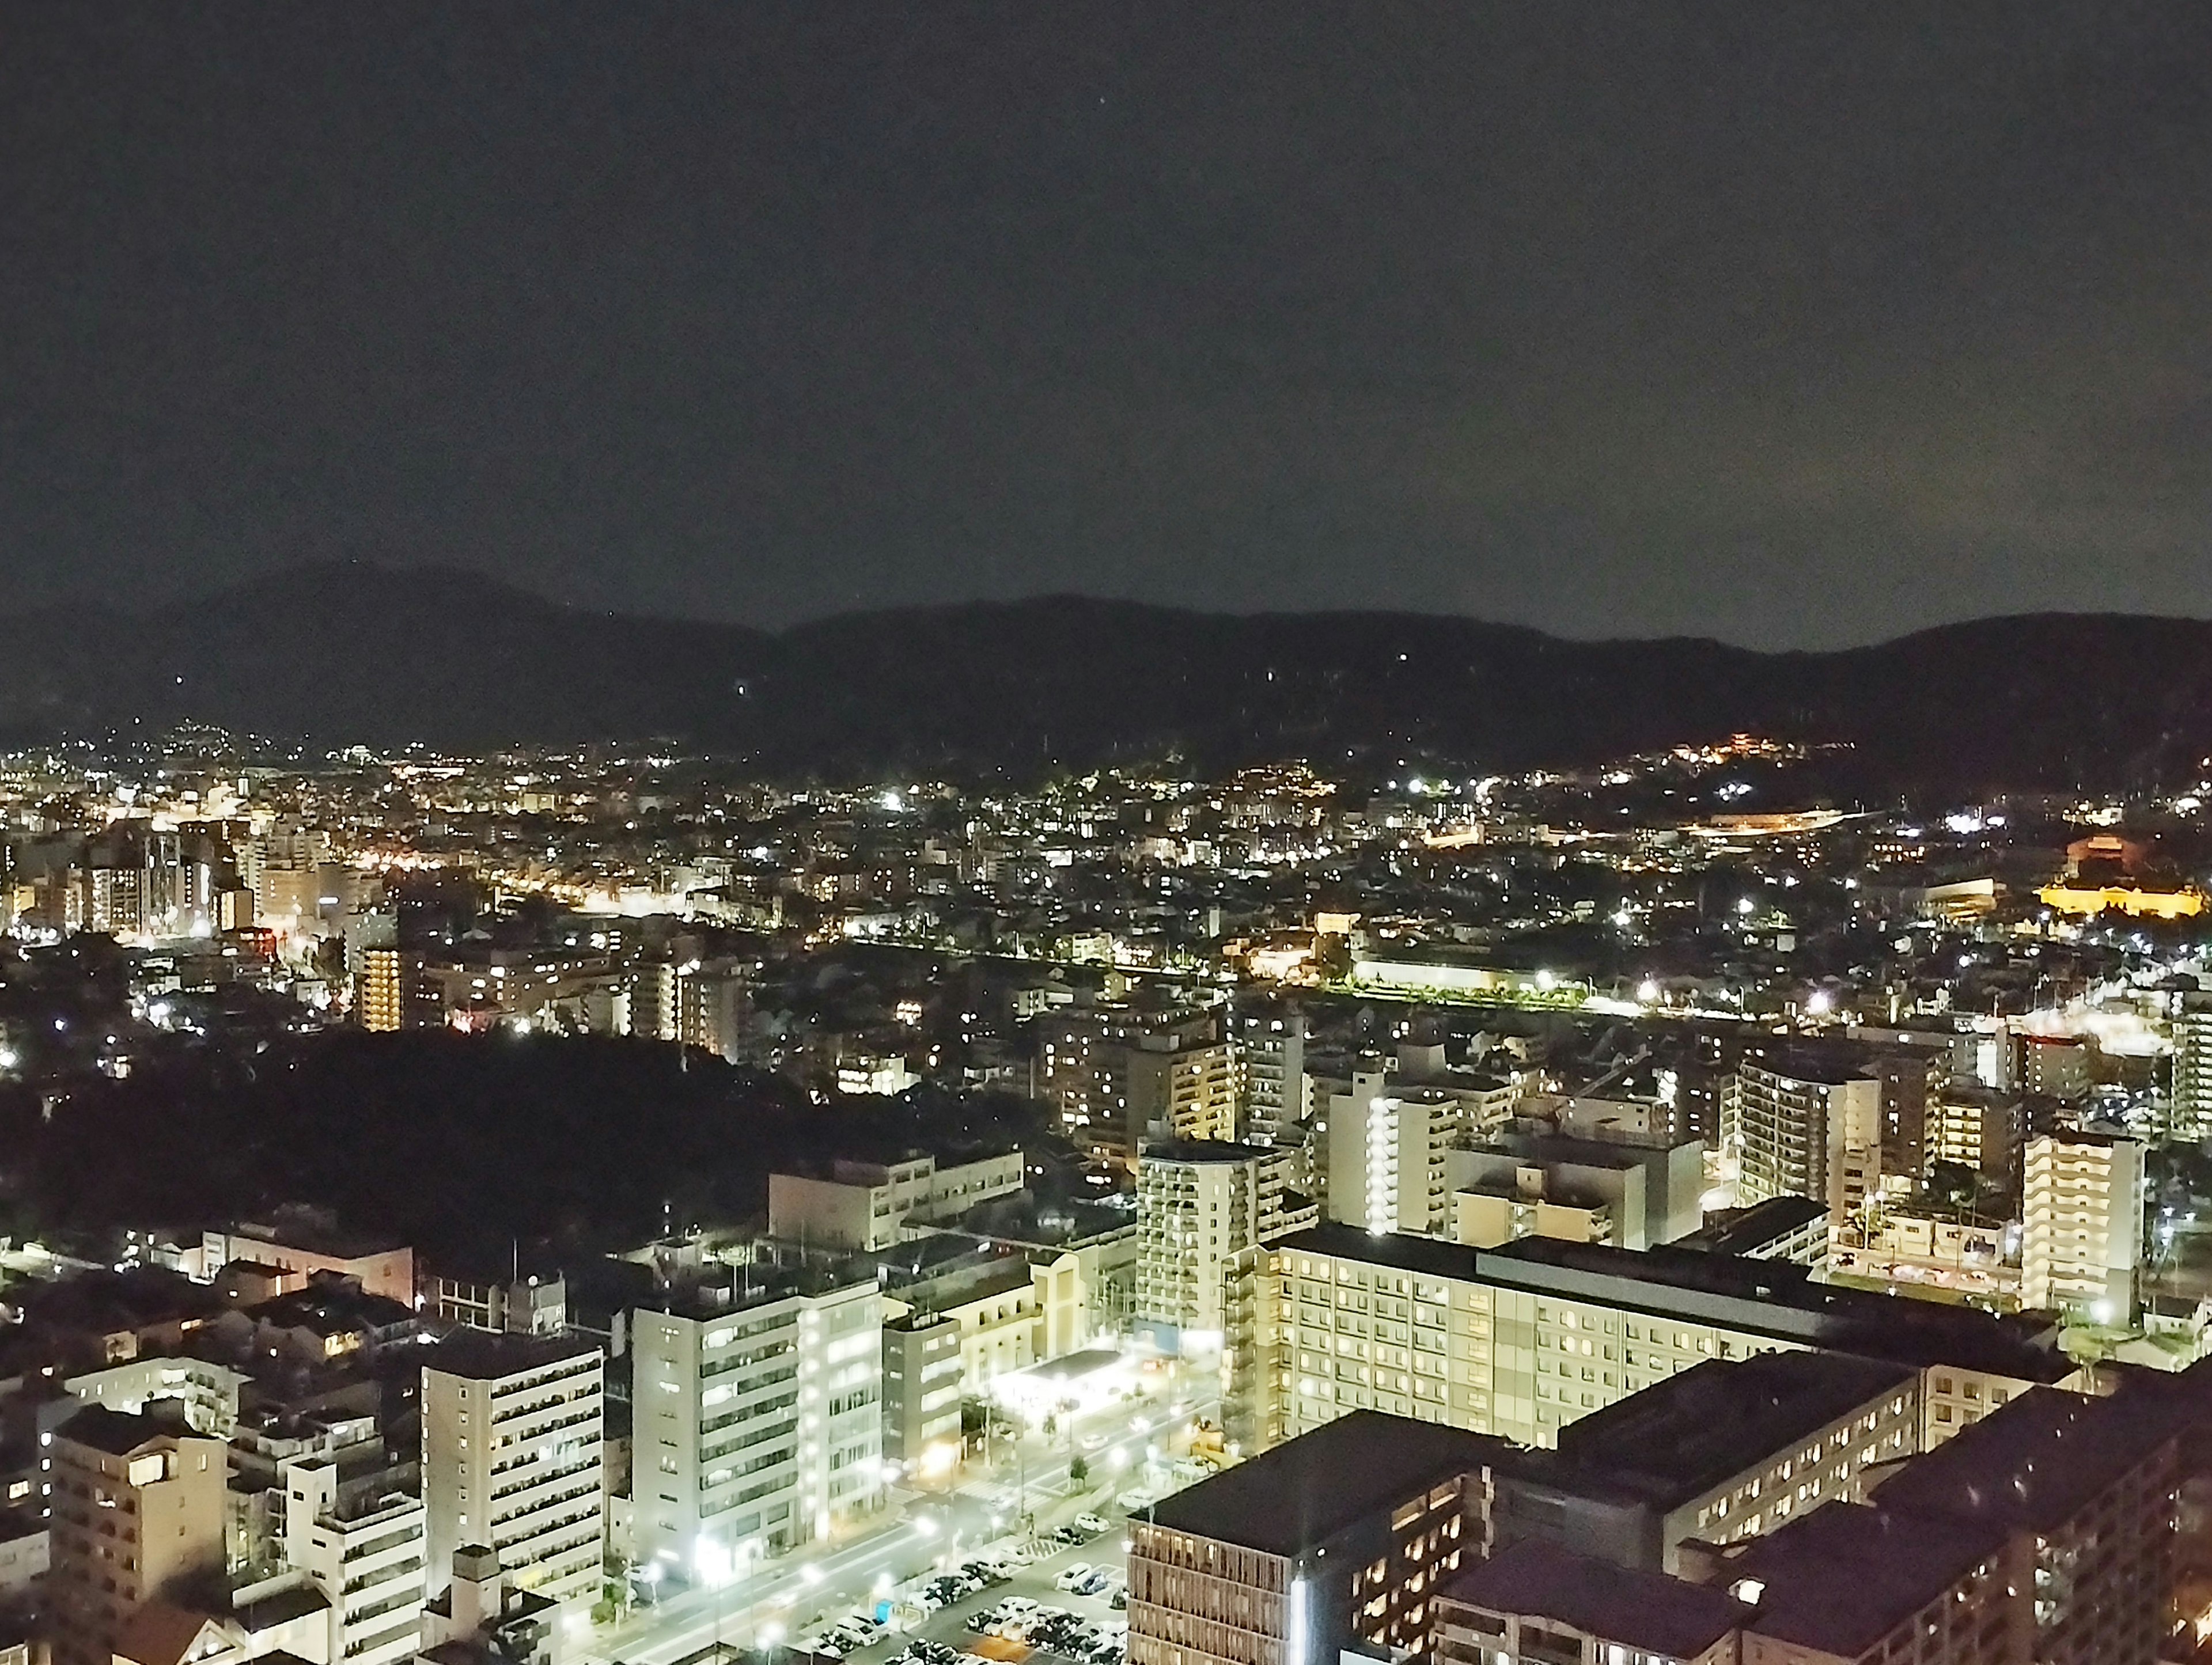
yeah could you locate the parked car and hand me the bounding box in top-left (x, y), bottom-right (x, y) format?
top-left (1053, 1564), bottom-right (1094, 1592)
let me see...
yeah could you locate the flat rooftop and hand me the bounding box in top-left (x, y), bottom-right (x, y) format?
top-left (426, 1329), bottom-right (600, 1381)
top-left (1275, 1225), bottom-right (2074, 1383)
top-left (1555, 1353), bottom-right (1918, 1505)
top-left (1438, 1539), bottom-right (1748, 1658)
top-left (1729, 1501), bottom-right (1997, 1658)
top-left (1142, 1410), bottom-right (1497, 1557)
top-left (1869, 1382), bottom-right (2182, 1534)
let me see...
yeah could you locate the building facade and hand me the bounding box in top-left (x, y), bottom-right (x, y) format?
top-left (422, 1333), bottom-right (604, 1609)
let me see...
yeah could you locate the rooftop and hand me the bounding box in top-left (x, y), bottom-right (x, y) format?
top-left (1437, 1539), bottom-right (1748, 1658)
top-left (56, 1402), bottom-right (200, 1458)
top-left (1869, 1382), bottom-right (2183, 1534)
top-left (1673, 1195), bottom-right (1828, 1256)
top-left (1275, 1224), bottom-right (2073, 1383)
top-left (1140, 1139), bottom-right (1279, 1165)
top-left (425, 1329), bottom-right (600, 1382)
top-left (1729, 1501), bottom-right (1997, 1657)
top-left (1555, 1353), bottom-right (1918, 1505)
top-left (1142, 1410), bottom-right (1495, 1557)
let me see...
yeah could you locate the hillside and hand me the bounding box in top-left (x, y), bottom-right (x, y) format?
top-left (2, 564), bottom-right (2207, 792)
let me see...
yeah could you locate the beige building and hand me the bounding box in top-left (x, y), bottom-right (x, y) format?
top-left (1135, 1140), bottom-right (1315, 1355)
top-left (195, 1221), bottom-right (414, 1306)
top-left (1266, 1226), bottom-right (2079, 1455)
top-left (2022, 1129), bottom-right (2143, 1318)
top-left (766, 1150), bottom-right (1024, 1252)
top-left (1323, 1073), bottom-right (1464, 1237)
top-left (422, 1332), bottom-right (604, 1609)
top-left (49, 1406), bottom-right (228, 1665)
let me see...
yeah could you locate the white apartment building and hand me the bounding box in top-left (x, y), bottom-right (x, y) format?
top-left (1267, 1225), bottom-right (2080, 1456)
top-left (422, 1333), bottom-right (604, 1609)
top-left (1323, 1072), bottom-right (1464, 1237)
top-left (1135, 1140), bottom-right (1314, 1355)
top-left (2022, 1129), bottom-right (2143, 1318)
top-left (281, 1456), bottom-right (426, 1665)
top-left (630, 1273), bottom-right (882, 1573)
top-left (767, 1150), bottom-right (1025, 1251)
top-left (63, 1357), bottom-right (247, 1436)
top-left (2173, 996), bottom-right (2212, 1140)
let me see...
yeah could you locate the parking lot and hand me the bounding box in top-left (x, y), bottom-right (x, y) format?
top-left (798, 1512), bottom-right (1128, 1665)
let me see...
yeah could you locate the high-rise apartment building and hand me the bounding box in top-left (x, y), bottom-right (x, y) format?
top-left (279, 1453), bottom-right (426, 1665)
top-left (1323, 1073), bottom-right (1465, 1237)
top-left (2172, 992), bottom-right (2212, 1140)
top-left (2020, 1032), bottom-right (2094, 1102)
top-left (1230, 1000), bottom-right (1306, 1147)
top-left (2021, 1129), bottom-right (2143, 1318)
top-left (422, 1332), bottom-right (604, 1610)
top-left (355, 946), bottom-right (405, 1033)
top-left (1138, 1141), bottom-right (1316, 1441)
top-left (629, 1271), bottom-right (882, 1571)
top-left (1733, 1049), bottom-right (1884, 1223)
top-left (1035, 1006), bottom-right (1237, 1161)
top-left (48, 1406), bottom-right (228, 1665)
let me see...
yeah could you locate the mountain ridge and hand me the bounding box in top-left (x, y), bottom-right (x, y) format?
top-left (2, 564), bottom-right (2207, 794)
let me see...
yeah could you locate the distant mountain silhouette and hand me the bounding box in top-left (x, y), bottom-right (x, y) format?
top-left (2, 563), bottom-right (2207, 792)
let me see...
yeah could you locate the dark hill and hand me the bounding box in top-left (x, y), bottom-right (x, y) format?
top-left (2, 564), bottom-right (2207, 792)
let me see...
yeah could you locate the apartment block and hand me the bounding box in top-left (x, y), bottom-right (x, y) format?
top-left (1323, 1072), bottom-right (1463, 1237)
top-left (629, 1270), bottom-right (881, 1570)
top-left (1476, 1352), bottom-right (1921, 1575)
top-left (881, 1312), bottom-right (963, 1482)
top-left (767, 1150), bottom-right (1024, 1252)
top-left (279, 1454), bottom-right (425, 1665)
top-left (1230, 1000), bottom-right (1305, 1147)
top-left (1733, 1050), bottom-right (1884, 1224)
top-left (48, 1406), bottom-right (228, 1665)
top-left (422, 1332), bottom-right (604, 1609)
top-left (2021, 1129), bottom-right (2142, 1318)
top-left (1136, 1141), bottom-right (1315, 1356)
top-left (1266, 1225), bottom-right (2077, 1454)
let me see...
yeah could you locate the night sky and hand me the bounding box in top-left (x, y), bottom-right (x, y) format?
top-left (6, 4), bottom-right (2211, 647)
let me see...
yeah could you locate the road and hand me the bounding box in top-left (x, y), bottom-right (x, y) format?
top-left (592, 1372), bottom-right (1217, 1665)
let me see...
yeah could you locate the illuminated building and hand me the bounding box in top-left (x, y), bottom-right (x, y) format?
top-left (2021, 1129), bottom-right (2142, 1318)
top-left (1136, 1139), bottom-right (1315, 1372)
top-left (881, 1311), bottom-right (962, 1481)
top-left (2037, 882), bottom-right (2205, 919)
top-left (628, 1270), bottom-right (880, 1568)
top-left (355, 945), bottom-right (404, 1031)
top-left (1127, 1412), bottom-right (1488, 1665)
top-left (1267, 1226), bottom-right (2079, 1454)
top-left (422, 1332), bottom-right (604, 1610)
top-left (1733, 1050), bottom-right (1884, 1224)
top-left (767, 1150), bottom-right (1024, 1252)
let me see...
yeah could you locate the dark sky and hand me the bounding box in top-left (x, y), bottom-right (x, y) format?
top-left (6, 4), bottom-right (2211, 647)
